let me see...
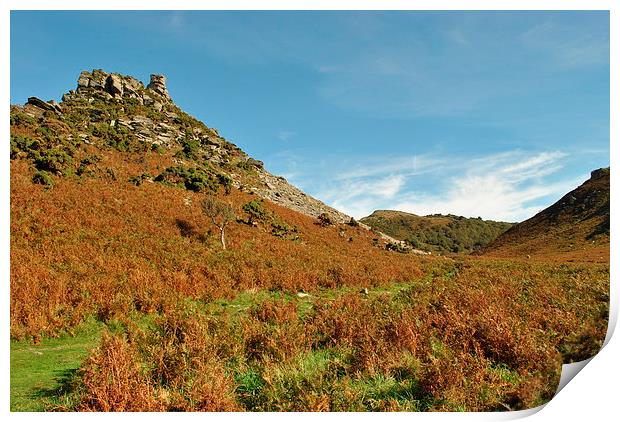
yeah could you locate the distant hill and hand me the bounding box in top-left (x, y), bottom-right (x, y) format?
top-left (481, 168), bottom-right (610, 261)
top-left (360, 210), bottom-right (513, 254)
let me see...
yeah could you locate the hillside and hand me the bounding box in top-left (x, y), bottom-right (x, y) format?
top-left (10, 69), bottom-right (425, 341)
top-left (9, 70), bottom-right (609, 412)
top-left (360, 210), bottom-right (513, 254)
top-left (11, 69), bottom-right (350, 224)
top-left (481, 168), bottom-right (610, 261)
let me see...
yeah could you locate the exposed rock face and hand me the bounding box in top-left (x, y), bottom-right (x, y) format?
top-left (26, 97), bottom-right (62, 114)
top-left (254, 172), bottom-right (350, 224)
top-left (147, 74), bottom-right (171, 100)
top-left (105, 74), bottom-right (124, 98)
top-left (71, 69), bottom-right (173, 106)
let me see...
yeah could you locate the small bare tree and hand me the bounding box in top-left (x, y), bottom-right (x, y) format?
top-left (201, 196), bottom-right (235, 250)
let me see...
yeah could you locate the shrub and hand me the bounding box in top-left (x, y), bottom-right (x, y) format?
top-left (217, 174), bottom-right (233, 194)
top-left (32, 170), bottom-right (53, 187)
top-left (76, 155), bottom-right (102, 176)
top-left (242, 200), bottom-right (268, 225)
top-left (271, 221), bottom-right (299, 240)
top-left (35, 126), bottom-right (55, 143)
top-left (155, 166), bottom-right (217, 192)
top-left (176, 136), bottom-right (201, 159)
top-left (33, 148), bottom-right (73, 175)
top-left (10, 135), bottom-right (39, 159)
top-left (128, 173), bottom-right (153, 186)
top-left (10, 111), bottom-right (37, 127)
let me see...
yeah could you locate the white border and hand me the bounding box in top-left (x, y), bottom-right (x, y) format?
top-left (2, 1), bottom-right (616, 421)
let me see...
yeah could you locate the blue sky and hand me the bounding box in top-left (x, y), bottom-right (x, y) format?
top-left (10, 11), bottom-right (609, 222)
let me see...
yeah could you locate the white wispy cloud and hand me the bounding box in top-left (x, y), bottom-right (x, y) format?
top-left (305, 149), bottom-right (582, 222)
top-left (333, 154), bottom-right (444, 180)
top-left (320, 175), bottom-right (408, 219)
top-left (276, 130), bottom-right (296, 142)
top-left (393, 171), bottom-right (580, 223)
top-left (520, 20), bottom-right (609, 68)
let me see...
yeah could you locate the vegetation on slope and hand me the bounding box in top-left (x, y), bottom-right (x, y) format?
top-left (361, 210), bottom-right (513, 254)
top-left (9, 70), bottom-right (609, 412)
top-left (481, 168), bottom-right (610, 261)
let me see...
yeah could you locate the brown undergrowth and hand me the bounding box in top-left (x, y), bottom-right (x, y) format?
top-left (10, 157), bottom-right (609, 411)
top-left (67, 257), bottom-right (608, 411)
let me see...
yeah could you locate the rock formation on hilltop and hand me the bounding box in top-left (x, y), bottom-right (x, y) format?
top-left (72, 70), bottom-right (171, 111)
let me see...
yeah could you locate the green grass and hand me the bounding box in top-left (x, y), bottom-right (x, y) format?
top-left (347, 373), bottom-right (431, 411)
top-left (10, 318), bottom-right (104, 411)
top-left (9, 312), bottom-right (162, 411)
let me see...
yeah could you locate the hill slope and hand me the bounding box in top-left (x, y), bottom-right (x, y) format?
top-left (360, 211), bottom-right (513, 254)
top-left (10, 69), bottom-right (425, 340)
top-left (481, 168), bottom-right (610, 261)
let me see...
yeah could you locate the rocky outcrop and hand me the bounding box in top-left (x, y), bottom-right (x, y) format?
top-left (104, 74), bottom-right (124, 98)
top-left (26, 97), bottom-right (62, 114)
top-left (253, 172), bottom-right (350, 224)
top-left (70, 69), bottom-right (171, 107)
top-left (147, 74), bottom-right (171, 100)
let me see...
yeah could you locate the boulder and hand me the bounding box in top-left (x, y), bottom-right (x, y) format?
top-left (77, 71), bottom-right (91, 88)
top-left (26, 97), bottom-right (62, 114)
top-left (105, 74), bottom-right (124, 98)
top-left (147, 74), bottom-right (171, 100)
top-left (89, 70), bottom-right (108, 89)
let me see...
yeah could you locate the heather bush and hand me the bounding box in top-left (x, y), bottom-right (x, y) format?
top-left (33, 148), bottom-right (73, 175)
top-left (242, 199), bottom-right (268, 225)
top-left (155, 166), bottom-right (218, 192)
top-left (32, 170), bottom-right (54, 187)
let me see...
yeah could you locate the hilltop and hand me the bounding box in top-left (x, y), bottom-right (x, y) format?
top-left (481, 168), bottom-right (610, 261)
top-left (360, 210), bottom-right (513, 254)
top-left (11, 69), bottom-right (350, 223)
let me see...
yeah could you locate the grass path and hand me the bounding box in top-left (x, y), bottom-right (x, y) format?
top-left (10, 320), bottom-right (103, 411)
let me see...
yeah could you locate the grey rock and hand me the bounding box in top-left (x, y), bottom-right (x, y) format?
top-left (147, 74), bottom-right (171, 100)
top-left (77, 71), bottom-right (91, 88)
top-left (105, 74), bottom-right (124, 98)
top-left (26, 97), bottom-right (62, 114)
